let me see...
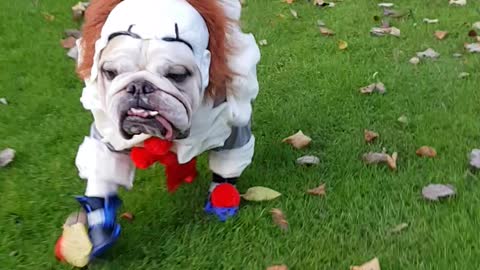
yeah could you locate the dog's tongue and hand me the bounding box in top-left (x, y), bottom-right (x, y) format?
top-left (155, 115), bottom-right (173, 141)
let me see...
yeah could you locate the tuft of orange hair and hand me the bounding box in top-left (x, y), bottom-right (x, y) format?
top-left (77, 0), bottom-right (234, 100)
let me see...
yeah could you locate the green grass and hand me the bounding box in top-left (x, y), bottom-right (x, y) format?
top-left (1, 0), bottom-right (480, 269)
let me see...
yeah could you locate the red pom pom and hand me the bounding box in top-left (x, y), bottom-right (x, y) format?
top-left (143, 138), bottom-right (172, 156)
top-left (130, 147), bottom-right (157, 169)
top-left (210, 184), bottom-right (240, 208)
top-left (54, 236), bottom-right (65, 262)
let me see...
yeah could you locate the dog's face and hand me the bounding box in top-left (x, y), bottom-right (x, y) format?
top-left (98, 35), bottom-right (204, 140)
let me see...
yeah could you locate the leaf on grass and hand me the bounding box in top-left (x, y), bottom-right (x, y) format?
top-left (449, 0), bottom-right (466, 6)
top-left (67, 47), bottom-right (79, 61)
top-left (0, 148), bottom-right (15, 167)
top-left (314, 0), bottom-right (335, 7)
top-left (422, 184), bottom-right (456, 201)
top-left (270, 208), bottom-right (288, 231)
top-left (259, 39), bottom-right (268, 46)
top-left (42, 12), bottom-right (55, 22)
top-left (467, 30), bottom-right (477, 37)
top-left (397, 115), bottom-right (408, 125)
top-left (307, 183), bottom-right (326, 196)
top-left (423, 18), bottom-right (438, 24)
top-left (465, 43), bottom-right (480, 53)
top-left (370, 27), bottom-right (400, 37)
top-left (364, 130), bottom-right (379, 143)
top-left (120, 212), bottom-right (135, 222)
top-left (409, 56), bottom-right (420, 65)
top-left (416, 146), bottom-right (437, 158)
top-left (64, 29), bottom-right (82, 39)
top-left (0, 97), bottom-right (8, 105)
top-left (388, 223), bottom-right (408, 234)
top-left (282, 130), bottom-right (312, 149)
top-left (469, 149), bottom-right (480, 169)
top-left (458, 72), bottom-right (470, 79)
top-left (473, 22), bottom-right (480, 30)
top-left (362, 151), bottom-right (397, 170)
top-left (350, 257), bottom-right (381, 270)
top-left (416, 48), bottom-right (440, 59)
top-left (60, 223), bottom-right (92, 268)
top-left (338, 40), bottom-right (348, 50)
top-left (378, 3), bottom-right (394, 7)
top-left (317, 20), bottom-right (326, 27)
top-left (296, 155), bottom-right (320, 166)
top-left (290, 9), bottom-right (298, 19)
top-left (359, 82), bottom-right (386, 94)
top-left (284, 0), bottom-right (294, 4)
top-left (242, 186), bottom-right (281, 201)
top-left (267, 265), bottom-right (288, 270)
top-left (319, 27), bottom-right (335, 36)
top-left (61, 37), bottom-right (77, 49)
top-left (434, 31), bottom-right (448, 40)
top-left (72, 1), bottom-right (89, 21)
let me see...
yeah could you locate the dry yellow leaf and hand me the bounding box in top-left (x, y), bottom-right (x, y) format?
top-left (282, 130), bottom-right (312, 149)
top-left (307, 183), bottom-right (326, 196)
top-left (319, 27), bottom-right (335, 36)
top-left (284, 0), bottom-right (294, 3)
top-left (351, 257), bottom-right (381, 270)
top-left (338, 40), bottom-right (348, 50)
top-left (42, 12), bottom-right (55, 22)
top-left (434, 31), bottom-right (448, 40)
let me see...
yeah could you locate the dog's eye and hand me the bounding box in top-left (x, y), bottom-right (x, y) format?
top-left (102, 69), bottom-right (118, 81)
top-left (166, 72), bottom-right (189, 83)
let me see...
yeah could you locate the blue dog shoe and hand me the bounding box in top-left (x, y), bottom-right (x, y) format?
top-left (76, 195), bottom-right (122, 258)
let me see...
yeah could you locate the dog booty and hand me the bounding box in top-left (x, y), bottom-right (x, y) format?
top-left (76, 195), bottom-right (122, 258)
top-left (204, 183), bottom-right (240, 222)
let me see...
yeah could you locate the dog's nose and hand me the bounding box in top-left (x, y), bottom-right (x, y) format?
top-left (126, 80), bottom-right (156, 96)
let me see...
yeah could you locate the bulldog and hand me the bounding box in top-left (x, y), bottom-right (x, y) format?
top-left (71, 0), bottom-right (260, 258)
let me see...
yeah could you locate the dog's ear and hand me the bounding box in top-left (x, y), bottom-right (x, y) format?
top-left (76, 0), bottom-right (123, 80)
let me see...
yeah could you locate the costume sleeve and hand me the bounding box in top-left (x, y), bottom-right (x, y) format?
top-left (75, 124), bottom-right (136, 197)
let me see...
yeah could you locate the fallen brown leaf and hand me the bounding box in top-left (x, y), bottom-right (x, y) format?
top-left (289, 9), bottom-right (298, 19)
top-left (296, 155), bottom-right (320, 166)
top-left (388, 223), bottom-right (408, 234)
top-left (409, 56), bottom-right (420, 65)
top-left (307, 183), bottom-right (326, 196)
top-left (434, 31), bottom-right (448, 40)
top-left (362, 151), bottom-right (397, 170)
top-left (267, 265), bottom-right (288, 270)
top-left (0, 148), bottom-right (15, 167)
top-left (338, 40), bottom-right (348, 50)
top-left (61, 37), bottom-right (77, 49)
top-left (282, 131), bottom-right (312, 149)
top-left (270, 208), bottom-right (288, 231)
top-left (284, 0), bottom-right (294, 4)
top-left (423, 18), bottom-right (438, 24)
top-left (422, 184), bottom-right (456, 201)
top-left (416, 48), bottom-right (440, 59)
top-left (120, 212), bottom-right (135, 222)
top-left (359, 82), bottom-right (386, 94)
top-left (364, 130), bottom-right (379, 143)
top-left (42, 12), bottom-right (55, 22)
top-left (416, 146), bottom-right (437, 158)
top-left (370, 27), bottom-right (400, 37)
top-left (319, 27), bottom-right (335, 36)
top-left (351, 257), bottom-right (381, 270)
top-left (449, 0), bottom-right (466, 6)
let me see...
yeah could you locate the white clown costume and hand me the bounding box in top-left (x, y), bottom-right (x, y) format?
top-left (68, 0), bottom-right (260, 260)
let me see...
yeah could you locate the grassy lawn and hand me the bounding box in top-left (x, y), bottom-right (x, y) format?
top-left (1, 0), bottom-right (480, 269)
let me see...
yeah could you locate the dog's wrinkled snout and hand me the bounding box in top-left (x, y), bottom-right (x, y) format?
top-left (126, 80), bottom-right (156, 96)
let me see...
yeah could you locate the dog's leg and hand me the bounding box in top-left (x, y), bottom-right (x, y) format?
top-left (74, 124), bottom-right (135, 257)
top-left (205, 122), bottom-right (255, 221)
